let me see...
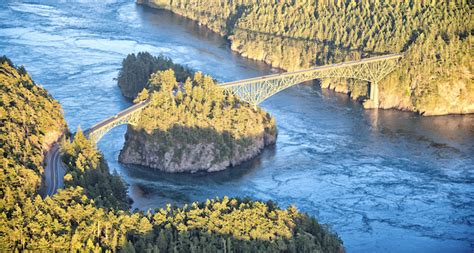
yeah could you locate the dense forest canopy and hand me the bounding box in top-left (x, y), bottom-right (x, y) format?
top-left (1, 56), bottom-right (342, 252)
top-left (136, 69), bottom-right (275, 139)
top-left (143, 0), bottom-right (473, 115)
top-left (118, 52), bottom-right (194, 99)
top-left (61, 129), bottom-right (131, 210)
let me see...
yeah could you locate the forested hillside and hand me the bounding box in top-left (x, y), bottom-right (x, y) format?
top-left (1, 56), bottom-right (342, 252)
top-left (120, 69), bottom-right (277, 172)
top-left (118, 52), bottom-right (194, 99)
top-left (0, 55), bottom-right (66, 199)
top-left (140, 0), bottom-right (473, 115)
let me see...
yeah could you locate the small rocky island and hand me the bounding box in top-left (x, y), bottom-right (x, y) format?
top-left (118, 56), bottom-right (276, 172)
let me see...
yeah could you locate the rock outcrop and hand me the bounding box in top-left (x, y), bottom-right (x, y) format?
top-left (119, 125), bottom-right (276, 173)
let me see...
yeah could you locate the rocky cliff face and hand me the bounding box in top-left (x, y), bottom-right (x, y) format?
top-left (320, 71), bottom-right (474, 115)
top-left (119, 125), bottom-right (276, 173)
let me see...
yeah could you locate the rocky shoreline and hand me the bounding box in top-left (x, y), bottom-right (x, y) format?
top-left (119, 125), bottom-right (276, 173)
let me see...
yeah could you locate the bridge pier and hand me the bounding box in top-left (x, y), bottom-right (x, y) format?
top-left (369, 81), bottom-right (379, 108)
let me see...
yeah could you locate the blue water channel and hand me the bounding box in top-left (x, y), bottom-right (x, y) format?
top-left (1, 1), bottom-right (473, 252)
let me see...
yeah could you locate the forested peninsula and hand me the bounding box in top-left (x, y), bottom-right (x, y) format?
top-left (1, 57), bottom-right (342, 251)
top-left (118, 54), bottom-right (277, 172)
top-left (138, 0), bottom-right (473, 116)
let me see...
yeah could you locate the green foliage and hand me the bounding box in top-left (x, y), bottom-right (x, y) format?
top-left (145, 0), bottom-right (473, 115)
top-left (118, 52), bottom-right (194, 99)
top-left (61, 128), bottom-right (130, 210)
top-left (1, 56), bottom-right (342, 252)
top-left (133, 88), bottom-right (149, 103)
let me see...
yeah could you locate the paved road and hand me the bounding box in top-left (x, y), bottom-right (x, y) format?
top-left (42, 100), bottom-right (149, 197)
top-left (43, 143), bottom-right (66, 197)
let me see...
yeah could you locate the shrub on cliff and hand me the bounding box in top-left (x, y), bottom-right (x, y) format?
top-left (0, 56), bottom-right (65, 181)
top-left (61, 128), bottom-right (130, 210)
top-left (137, 69), bottom-right (275, 137)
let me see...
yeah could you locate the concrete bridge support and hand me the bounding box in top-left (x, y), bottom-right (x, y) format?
top-left (369, 81), bottom-right (379, 107)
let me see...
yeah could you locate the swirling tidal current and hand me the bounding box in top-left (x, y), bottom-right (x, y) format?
top-left (1, 1), bottom-right (473, 252)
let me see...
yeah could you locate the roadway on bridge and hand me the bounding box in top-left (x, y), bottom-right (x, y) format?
top-left (84, 99), bottom-right (149, 137)
top-left (43, 101), bottom-right (149, 197)
top-left (220, 53), bottom-right (403, 87)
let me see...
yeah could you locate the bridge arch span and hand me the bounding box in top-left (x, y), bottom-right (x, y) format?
top-left (220, 54), bottom-right (403, 106)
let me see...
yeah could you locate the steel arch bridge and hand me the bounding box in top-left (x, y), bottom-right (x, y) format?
top-left (220, 54), bottom-right (403, 107)
top-left (84, 54), bottom-right (402, 142)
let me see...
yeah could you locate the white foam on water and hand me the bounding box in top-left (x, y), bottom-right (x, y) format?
top-left (117, 3), bottom-right (141, 28)
top-left (9, 3), bottom-right (61, 17)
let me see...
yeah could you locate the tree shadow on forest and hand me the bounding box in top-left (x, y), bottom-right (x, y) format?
top-left (119, 227), bottom-right (340, 253)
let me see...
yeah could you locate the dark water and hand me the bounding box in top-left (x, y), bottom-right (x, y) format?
top-left (1, 1), bottom-right (473, 252)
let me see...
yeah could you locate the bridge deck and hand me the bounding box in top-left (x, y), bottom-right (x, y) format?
top-left (220, 53), bottom-right (403, 88)
top-left (84, 99), bottom-right (149, 136)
